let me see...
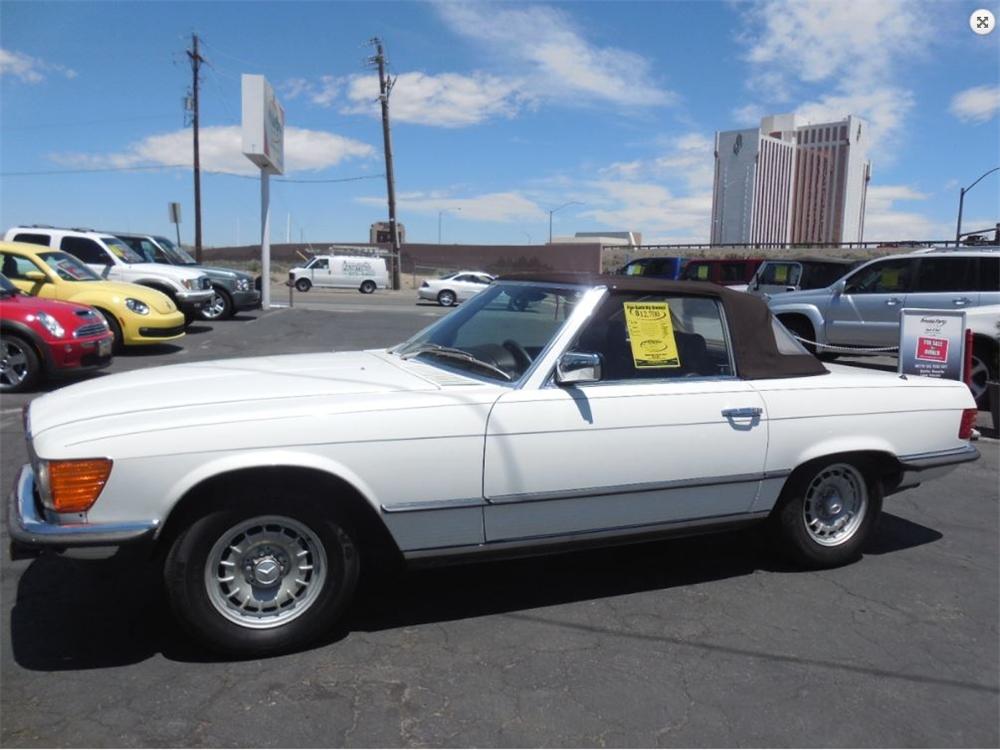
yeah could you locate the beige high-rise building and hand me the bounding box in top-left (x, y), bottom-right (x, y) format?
top-left (710, 114), bottom-right (871, 246)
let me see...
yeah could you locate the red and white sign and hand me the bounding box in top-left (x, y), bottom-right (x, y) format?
top-left (915, 336), bottom-right (949, 363)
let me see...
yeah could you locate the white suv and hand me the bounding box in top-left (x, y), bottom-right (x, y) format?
top-left (4, 226), bottom-right (214, 318)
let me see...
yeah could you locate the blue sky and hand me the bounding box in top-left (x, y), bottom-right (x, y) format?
top-left (2, 0), bottom-right (998, 247)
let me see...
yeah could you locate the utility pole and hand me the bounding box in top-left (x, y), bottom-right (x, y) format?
top-left (956, 166), bottom-right (1000, 245)
top-left (368, 37), bottom-right (401, 290)
top-left (186, 33), bottom-right (205, 263)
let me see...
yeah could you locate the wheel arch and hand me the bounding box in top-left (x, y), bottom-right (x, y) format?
top-left (774, 446), bottom-right (902, 512)
top-left (154, 454), bottom-right (401, 563)
top-left (0, 320), bottom-right (51, 370)
top-left (773, 305), bottom-right (825, 340)
top-left (136, 280), bottom-right (178, 299)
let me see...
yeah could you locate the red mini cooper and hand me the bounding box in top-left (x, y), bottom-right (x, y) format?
top-left (0, 273), bottom-right (113, 392)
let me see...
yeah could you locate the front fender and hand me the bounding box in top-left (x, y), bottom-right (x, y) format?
top-left (771, 304), bottom-right (827, 343)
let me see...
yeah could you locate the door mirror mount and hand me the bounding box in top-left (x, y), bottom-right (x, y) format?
top-left (23, 270), bottom-right (47, 283)
top-left (555, 351), bottom-right (602, 386)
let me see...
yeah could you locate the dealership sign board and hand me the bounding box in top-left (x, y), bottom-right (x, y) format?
top-left (898, 309), bottom-right (966, 381)
top-left (241, 74), bottom-right (284, 175)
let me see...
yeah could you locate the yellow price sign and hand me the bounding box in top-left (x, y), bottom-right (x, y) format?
top-left (774, 265), bottom-right (788, 283)
top-left (623, 301), bottom-right (680, 368)
top-left (881, 268), bottom-right (901, 290)
top-left (696, 265), bottom-right (709, 280)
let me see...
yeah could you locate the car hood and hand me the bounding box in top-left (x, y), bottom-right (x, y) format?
top-left (128, 263), bottom-right (205, 281)
top-left (28, 350), bottom-right (449, 440)
top-left (63, 280), bottom-right (178, 314)
top-left (198, 266), bottom-right (253, 281)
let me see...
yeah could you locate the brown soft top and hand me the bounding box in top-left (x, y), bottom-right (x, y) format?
top-left (498, 272), bottom-right (828, 380)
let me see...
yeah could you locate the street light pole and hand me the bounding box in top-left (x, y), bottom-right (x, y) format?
top-left (438, 207), bottom-right (461, 244)
top-left (956, 166), bottom-right (1000, 244)
top-left (548, 201), bottom-right (584, 243)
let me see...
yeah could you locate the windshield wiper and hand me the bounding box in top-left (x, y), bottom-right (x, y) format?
top-left (400, 343), bottom-right (512, 381)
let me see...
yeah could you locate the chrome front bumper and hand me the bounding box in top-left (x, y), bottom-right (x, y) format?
top-left (8, 464), bottom-right (157, 557)
top-left (893, 444), bottom-right (980, 493)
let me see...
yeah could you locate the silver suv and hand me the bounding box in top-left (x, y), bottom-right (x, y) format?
top-left (768, 250), bottom-right (999, 393)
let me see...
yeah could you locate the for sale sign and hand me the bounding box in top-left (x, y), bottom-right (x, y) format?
top-left (899, 309), bottom-right (966, 381)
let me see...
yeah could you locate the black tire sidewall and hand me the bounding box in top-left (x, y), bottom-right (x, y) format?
top-left (201, 288), bottom-right (233, 321)
top-left (295, 279), bottom-right (311, 292)
top-left (360, 281), bottom-right (376, 294)
top-left (0, 333), bottom-right (41, 392)
top-left (164, 499), bottom-right (360, 656)
top-left (773, 458), bottom-right (883, 568)
top-left (95, 308), bottom-right (124, 353)
top-left (438, 290), bottom-right (455, 306)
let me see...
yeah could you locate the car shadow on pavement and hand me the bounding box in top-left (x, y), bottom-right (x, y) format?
top-left (9, 512), bottom-right (940, 669)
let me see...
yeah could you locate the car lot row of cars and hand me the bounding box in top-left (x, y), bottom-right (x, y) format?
top-left (0, 225), bottom-right (262, 392)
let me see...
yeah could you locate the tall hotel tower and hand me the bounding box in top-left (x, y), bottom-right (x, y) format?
top-left (710, 114), bottom-right (871, 246)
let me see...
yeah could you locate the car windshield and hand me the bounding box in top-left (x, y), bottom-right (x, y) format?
top-left (155, 236), bottom-right (198, 265)
top-left (37, 251), bottom-right (102, 281)
top-left (395, 282), bottom-right (585, 382)
top-left (102, 237), bottom-right (146, 264)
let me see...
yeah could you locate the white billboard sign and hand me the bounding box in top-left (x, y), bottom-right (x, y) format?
top-left (898, 309), bottom-right (967, 381)
top-left (242, 74), bottom-right (284, 175)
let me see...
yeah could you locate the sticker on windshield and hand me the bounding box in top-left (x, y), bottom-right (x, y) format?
top-left (623, 301), bottom-right (680, 368)
top-left (696, 265), bottom-right (709, 280)
top-left (774, 265), bottom-right (788, 283)
top-left (107, 244), bottom-right (126, 259)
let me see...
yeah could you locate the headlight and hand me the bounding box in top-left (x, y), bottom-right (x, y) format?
top-left (182, 279), bottom-right (195, 290)
top-left (125, 298), bottom-right (150, 315)
top-left (33, 312), bottom-right (65, 338)
top-left (236, 277), bottom-right (250, 291)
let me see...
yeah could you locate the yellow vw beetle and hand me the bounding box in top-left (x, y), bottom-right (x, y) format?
top-left (0, 241), bottom-right (185, 350)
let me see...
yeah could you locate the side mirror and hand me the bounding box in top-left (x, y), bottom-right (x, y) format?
top-left (833, 279), bottom-right (847, 296)
top-left (555, 351), bottom-right (602, 385)
top-left (23, 270), bottom-right (47, 283)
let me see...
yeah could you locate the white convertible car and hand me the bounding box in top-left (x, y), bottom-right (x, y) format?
top-left (10, 274), bottom-right (979, 655)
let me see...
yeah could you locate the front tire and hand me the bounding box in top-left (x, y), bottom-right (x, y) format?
top-left (970, 340), bottom-right (996, 409)
top-left (771, 458), bottom-right (882, 568)
top-left (779, 315), bottom-right (817, 355)
top-left (96, 308), bottom-right (124, 353)
top-left (0, 333), bottom-right (41, 393)
top-left (200, 288), bottom-right (233, 321)
top-left (295, 278), bottom-right (312, 293)
top-left (164, 499), bottom-right (359, 656)
top-left (437, 289), bottom-right (456, 307)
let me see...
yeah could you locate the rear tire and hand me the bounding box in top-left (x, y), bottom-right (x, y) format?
top-left (359, 280), bottom-right (376, 295)
top-left (0, 333), bottom-right (41, 393)
top-left (295, 278), bottom-right (312, 293)
top-left (770, 457), bottom-right (882, 568)
top-left (164, 496), bottom-right (360, 656)
top-left (96, 309), bottom-right (124, 353)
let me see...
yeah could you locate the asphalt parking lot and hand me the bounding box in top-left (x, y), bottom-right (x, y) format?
top-left (2, 290), bottom-right (998, 747)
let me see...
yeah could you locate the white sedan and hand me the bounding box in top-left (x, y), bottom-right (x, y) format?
top-left (10, 273), bottom-right (979, 655)
top-left (417, 271), bottom-right (494, 306)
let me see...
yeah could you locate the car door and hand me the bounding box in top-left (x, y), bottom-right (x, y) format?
top-left (906, 256), bottom-right (981, 312)
top-left (310, 258), bottom-right (331, 287)
top-left (825, 257), bottom-right (915, 346)
top-left (482, 292), bottom-right (768, 542)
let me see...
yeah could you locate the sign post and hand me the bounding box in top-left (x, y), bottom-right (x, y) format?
top-left (168, 202), bottom-right (182, 249)
top-left (241, 74), bottom-right (284, 309)
top-left (898, 309), bottom-right (967, 381)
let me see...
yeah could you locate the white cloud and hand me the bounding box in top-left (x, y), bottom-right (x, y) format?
top-left (0, 48), bottom-right (76, 83)
top-left (342, 71), bottom-right (526, 127)
top-left (51, 125), bottom-right (374, 175)
top-left (950, 85), bottom-right (1000, 124)
top-left (862, 184), bottom-right (951, 240)
top-left (358, 190), bottom-right (545, 223)
top-left (283, 75), bottom-right (340, 107)
top-left (578, 180), bottom-right (713, 243)
top-left (735, 0), bottom-right (931, 156)
top-left (437, 2), bottom-right (674, 108)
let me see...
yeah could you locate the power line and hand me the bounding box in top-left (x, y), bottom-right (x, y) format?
top-left (0, 164), bottom-right (386, 183)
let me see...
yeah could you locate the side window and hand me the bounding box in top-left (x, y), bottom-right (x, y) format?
top-left (12, 233), bottom-right (50, 246)
top-left (759, 263), bottom-right (801, 286)
top-left (844, 258), bottom-right (913, 294)
top-left (0, 253), bottom-right (45, 280)
top-left (573, 293), bottom-right (734, 381)
top-left (914, 258), bottom-right (972, 293)
top-left (312, 259), bottom-right (329, 270)
top-left (60, 236), bottom-right (110, 264)
top-left (975, 257), bottom-right (999, 292)
top-left (684, 262), bottom-right (711, 281)
top-left (721, 262), bottom-right (746, 283)
top-left (140, 240), bottom-right (168, 263)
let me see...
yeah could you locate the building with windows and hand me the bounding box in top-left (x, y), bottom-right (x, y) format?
top-left (710, 114), bottom-right (870, 246)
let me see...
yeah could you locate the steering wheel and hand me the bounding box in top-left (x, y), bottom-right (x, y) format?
top-left (502, 339), bottom-right (533, 371)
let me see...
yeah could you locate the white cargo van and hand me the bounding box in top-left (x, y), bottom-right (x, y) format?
top-left (289, 255), bottom-right (389, 293)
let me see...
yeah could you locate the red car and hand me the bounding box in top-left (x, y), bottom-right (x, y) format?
top-left (0, 273), bottom-right (113, 392)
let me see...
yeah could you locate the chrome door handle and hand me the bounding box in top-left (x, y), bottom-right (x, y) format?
top-left (886, 297), bottom-right (901, 306)
top-left (953, 297), bottom-right (971, 306)
top-left (722, 407), bottom-right (763, 418)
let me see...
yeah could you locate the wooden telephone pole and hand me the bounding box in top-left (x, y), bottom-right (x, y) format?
top-left (368, 37), bottom-right (401, 290)
top-left (187, 33), bottom-right (204, 263)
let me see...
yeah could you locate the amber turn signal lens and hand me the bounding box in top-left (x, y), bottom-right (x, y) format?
top-left (48, 459), bottom-right (112, 513)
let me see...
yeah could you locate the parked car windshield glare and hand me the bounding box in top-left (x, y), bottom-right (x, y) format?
top-left (37, 252), bottom-right (102, 282)
top-left (102, 237), bottom-right (146, 264)
top-left (154, 237), bottom-right (198, 265)
top-left (395, 282), bottom-right (584, 382)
